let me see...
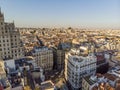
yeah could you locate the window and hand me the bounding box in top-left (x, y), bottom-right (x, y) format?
top-left (4, 56), bottom-right (6, 59)
top-left (1, 27), bottom-right (3, 30)
top-left (2, 31), bottom-right (4, 34)
top-left (1, 22), bottom-right (3, 25)
top-left (8, 55), bottom-right (10, 58)
top-left (76, 65), bottom-right (79, 71)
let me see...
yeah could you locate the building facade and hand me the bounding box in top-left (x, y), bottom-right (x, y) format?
top-left (0, 9), bottom-right (24, 60)
top-left (65, 47), bottom-right (97, 90)
top-left (82, 69), bottom-right (120, 90)
top-left (32, 46), bottom-right (53, 71)
top-left (53, 47), bottom-right (65, 70)
top-left (0, 60), bottom-right (6, 79)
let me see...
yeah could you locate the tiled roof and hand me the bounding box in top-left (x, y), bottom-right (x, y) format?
top-left (104, 73), bottom-right (118, 81)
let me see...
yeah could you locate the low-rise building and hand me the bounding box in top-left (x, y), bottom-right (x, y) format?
top-left (15, 56), bottom-right (36, 71)
top-left (82, 66), bottom-right (120, 90)
top-left (31, 67), bottom-right (45, 83)
top-left (0, 60), bottom-right (6, 79)
top-left (40, 80), bottom-right (55, 90)
top-left (0, 78), bottom-right (11, 90)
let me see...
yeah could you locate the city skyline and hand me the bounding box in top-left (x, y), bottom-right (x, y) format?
top-left (0, 0), bottom-right (120, 29)
top-left (1, 4), bottom-right (120, 89)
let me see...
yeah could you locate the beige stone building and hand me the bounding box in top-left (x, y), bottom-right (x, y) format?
top-left (0, 9), bottom-right (24, 60)
top-left (0, 60), bottom-right (6, 79)
top-left (32, 46), bottom-right (53, 71)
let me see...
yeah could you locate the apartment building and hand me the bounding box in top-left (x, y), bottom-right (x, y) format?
top-left (82, 66), bottom-right (120, 90)
top-left (32, 46), bottom-right (53, 71)
top-left (65, 46), bottom-right (97, 90)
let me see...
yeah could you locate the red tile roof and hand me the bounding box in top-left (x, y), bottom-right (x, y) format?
top-left (104, 73), bottom-right (118, 81)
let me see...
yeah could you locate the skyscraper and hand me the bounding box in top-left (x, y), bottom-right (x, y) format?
top-left (0, 9), bottom-right (24, 60)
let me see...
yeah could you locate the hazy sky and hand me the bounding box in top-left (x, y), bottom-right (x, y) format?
top-left (0, 0), bottom-right (120, 28)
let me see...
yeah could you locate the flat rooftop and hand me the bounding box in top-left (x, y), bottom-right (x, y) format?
top-left (40, 80), bottom-right (54, 90)
top-left (84, 75), bottom-right (96, 85)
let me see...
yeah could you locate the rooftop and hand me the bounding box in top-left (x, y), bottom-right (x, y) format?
top-left (84, 75), bottom-right (96, 85)
top-left (91, 83), bottom-right (114, 90)
top-left (69, 47), bottom-right (89, 57)
top-left (84, 66), bottom-right (120, 90)
top-left (95, 54), bottom-right (105, 61)
top-left (68, 52), bottom-right (96, 63)
top-left (84, 73), bottom-right (106, 86)
top-left (40, 80), bottom-right (54, 90)
top-left (32, 46), bottom-right (50, 53)
top-left (104, 73), bottom-right (118, 81)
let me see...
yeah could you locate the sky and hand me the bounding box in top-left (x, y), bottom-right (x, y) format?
top-left (0, 0), bottom-right (120, 28)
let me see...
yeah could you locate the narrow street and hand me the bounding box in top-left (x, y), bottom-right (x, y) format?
top-left (26, 71), bottom-right (35, 90)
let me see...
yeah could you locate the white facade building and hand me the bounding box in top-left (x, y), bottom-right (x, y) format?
top-left (32, 46), bottom-right (53, 71)
top-left (65, 47), bottom-right (97, 90)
